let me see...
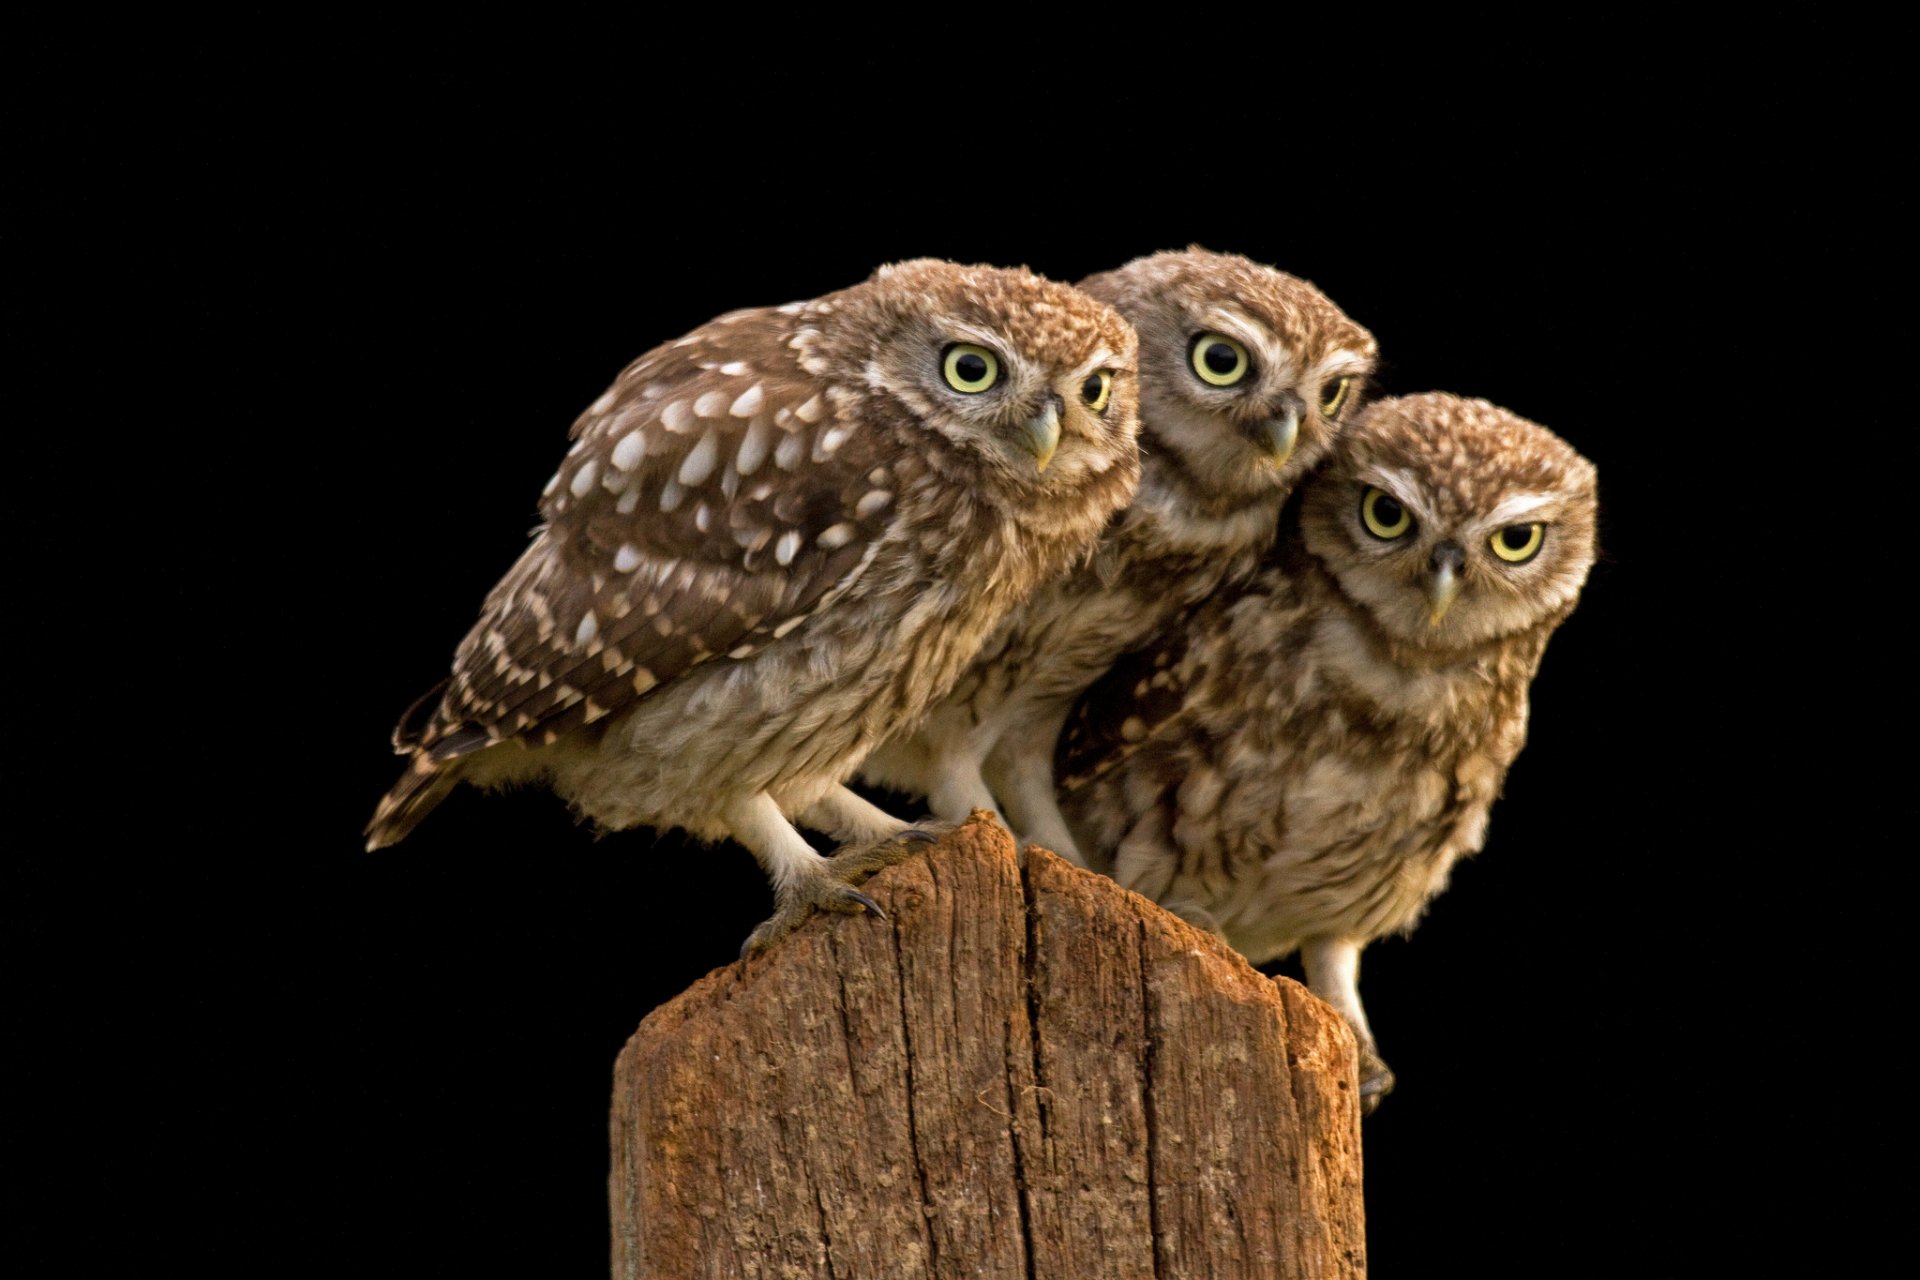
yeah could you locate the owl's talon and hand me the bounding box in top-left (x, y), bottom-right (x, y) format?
top-left (839, 886), bottom-right (886, 918)
top-left (739, 831), bottom-right (941, 957)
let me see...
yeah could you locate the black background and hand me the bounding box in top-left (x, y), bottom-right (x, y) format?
top-left (13, 19), bottom-right (1901, 1277)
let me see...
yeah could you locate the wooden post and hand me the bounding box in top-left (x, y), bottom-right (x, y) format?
top-left (610, 815), bottom-right (1366, 1279)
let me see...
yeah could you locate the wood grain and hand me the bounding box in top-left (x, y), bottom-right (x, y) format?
top-left (610, 814), bottom-right (1364, 1278)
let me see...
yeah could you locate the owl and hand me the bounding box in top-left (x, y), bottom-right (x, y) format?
top-left (1055, 393), bottom-right (1598, 1107)
top-left (861, 248), bottom-right (1376, 863)
top-left (367, 260), bottom-right (1141, 953)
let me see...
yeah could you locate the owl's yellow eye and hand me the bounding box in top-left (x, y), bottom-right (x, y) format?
top-left (942, 344), bottom-right (1001, 394)
top-left (1190, 333), bottom-right (1250, 387)
top-left (1490, 523), bottom-right (1545, 563)
top-left (1361, 487), bottom-right (1413, 539)
top-left (1080, 370), bottom-right (1114, 413)
top-left (1320, 376), bottom-right (1353, 418)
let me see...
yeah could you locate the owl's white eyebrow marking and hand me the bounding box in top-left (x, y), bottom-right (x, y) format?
top-left (1313, 349), bottom-right (1372, 376)
top-left (730, 384), bottom-right (764, 417)
top-left (1068, 347), bottom-right (1120, 381)
top-left (1481, 493), bottom-right (1558, 526)
top-left (1197, 306), bottom-right (1269, 349)
top-left (1360, 467), bottom-right (1434, 523)
top-left (944, 322), bottom-right (1005, 353)
top-left (569, 460), bottom-right (599, 498)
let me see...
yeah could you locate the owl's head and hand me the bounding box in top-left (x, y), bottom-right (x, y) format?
top-left (822, 259), bottom-right (1140, 497)
top-left (1301, 393), bottom-right (1598, 651)
top-left (1079, 248), bottom-right (1376, 505)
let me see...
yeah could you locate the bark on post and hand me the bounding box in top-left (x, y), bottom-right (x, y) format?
top-left (610, 814), bottom-right (1366, 1278)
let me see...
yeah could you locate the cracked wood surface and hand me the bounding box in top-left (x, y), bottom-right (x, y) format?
top-left (610, 814), bottom-right (1365, 1279)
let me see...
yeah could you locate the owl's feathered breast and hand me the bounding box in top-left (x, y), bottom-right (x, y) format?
top-left (1061, 561), bottom-right (1545, 942)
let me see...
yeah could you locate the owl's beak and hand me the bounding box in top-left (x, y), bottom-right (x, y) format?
top-left (1426, 541), bottom-right (1466, 626)
top-left (1243, 393), bottom-right (1302, 463)
top-left (1023, 398), bottom-right (1062, 472)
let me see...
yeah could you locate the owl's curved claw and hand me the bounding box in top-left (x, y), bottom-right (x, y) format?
top-left (740, 832), bottom-right (939, 958)
top-left (838, 886), bottom-right (886, 918)
top-left (740, 880), bottom-right (887, 958)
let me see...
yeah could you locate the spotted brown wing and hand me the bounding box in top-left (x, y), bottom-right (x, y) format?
top-left (1055, 626), bottom-right (1202, 793)
top-left (400, 306), bottom-right (909, 758)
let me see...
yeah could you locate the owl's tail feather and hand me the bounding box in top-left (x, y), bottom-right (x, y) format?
top-left (366, 753), bottom-right (462, 851)
top-left (392, 677), bottom-right (451, 751)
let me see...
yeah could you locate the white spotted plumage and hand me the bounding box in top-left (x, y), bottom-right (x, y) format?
top-left (368, 259), bottom-right (1141, 953)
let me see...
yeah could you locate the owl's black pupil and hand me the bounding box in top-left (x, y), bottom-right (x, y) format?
top-left (1082, 374), bottom-right (1103, 403)
top-left (1372, 494), bottom-right (1402, 525)
top-left (1203, 342), bottom-right (1239, 374)
top-left (1325, 380), bottom-right (1345, 406)
top-left (1501, 526), bottom-right (1530, 549)
top-left (955, 353), bottom-right (988, 384)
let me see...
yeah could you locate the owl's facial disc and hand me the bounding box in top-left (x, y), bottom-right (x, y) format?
top-left (1023, 395), bottom-right (1063, 472)
top-left (1426, 541), bottom-right (1466, 626)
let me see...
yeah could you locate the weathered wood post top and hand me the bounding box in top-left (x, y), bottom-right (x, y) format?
top-left (611, 814), bottom-right (1365, 1278)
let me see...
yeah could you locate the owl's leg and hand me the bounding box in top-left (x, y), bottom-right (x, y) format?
top-left (1301, 936), bottom-right (1395, 1112)
top-left (798, 785), bottom-right (912, 843)
top-left (984, 708), bottom-right (1089, 866)
top-left (926, 738), bottom-right (1005, 829)
top-left (730, 790), bottom-right (931, 958)
top-left (801, 782), bottom-right (958, 865)
top-left (727, 792), bottom-right (885, 956)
